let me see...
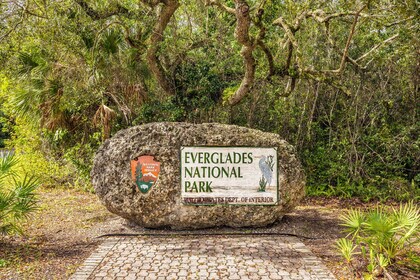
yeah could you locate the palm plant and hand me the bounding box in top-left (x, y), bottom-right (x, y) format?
top-left (0, 152), bottom-right (39, 235)
top-left (336, 202), bottom-right (420, 278)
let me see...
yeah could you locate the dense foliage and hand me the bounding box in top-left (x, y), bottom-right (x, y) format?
top-left (0, 0), bottom-right (418, 200)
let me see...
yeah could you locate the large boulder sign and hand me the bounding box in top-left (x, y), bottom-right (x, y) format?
top-left (92, 122), bottom-right (305, 229)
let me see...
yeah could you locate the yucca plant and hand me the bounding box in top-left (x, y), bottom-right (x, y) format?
top-left (337, 202), bottom-right (420, 278)
top-left (0, 152), bottom-right (39, 235)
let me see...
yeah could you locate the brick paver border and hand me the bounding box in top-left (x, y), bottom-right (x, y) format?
top-left (69, 238), bottom-right (119, 280)
top-left (70, 234), bottom-right (336, 280)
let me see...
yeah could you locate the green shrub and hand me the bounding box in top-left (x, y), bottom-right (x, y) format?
top-left (307, 179), bottom-right (420, 202)
top-left (336, 202), bottom-right (420, 278)
top-left (0, 152), bottom-right (39, 235)
top-left (7, 119), bottom-right (72, 188)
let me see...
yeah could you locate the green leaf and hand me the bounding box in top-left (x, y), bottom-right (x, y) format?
top-left (340, 208), bottom-right (365, 238)
top-left (336, 238), bottom-right (357, 262)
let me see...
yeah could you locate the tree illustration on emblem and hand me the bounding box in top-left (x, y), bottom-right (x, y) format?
top-left (135, 162), bottom-right (153, 194)
top-left (258, 155), bottom-right (274, 192)
top-left (135, 163), bottom-right (143, 187)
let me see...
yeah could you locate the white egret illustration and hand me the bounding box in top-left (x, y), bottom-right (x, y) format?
top-left (259, 156), bottom-right (272, 186)
top-left (257, 155), bottom-right (274, 192)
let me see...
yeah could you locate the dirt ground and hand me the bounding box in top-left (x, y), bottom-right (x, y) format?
top-left (0, 187), bottom-right (417, 280)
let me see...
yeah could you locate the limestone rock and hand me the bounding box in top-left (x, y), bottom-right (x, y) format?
top-left (91, 122), bottom-right (305, 229)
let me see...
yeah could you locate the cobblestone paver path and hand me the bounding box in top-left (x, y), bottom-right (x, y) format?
top-left (70, 235), bottom-right (336, 280)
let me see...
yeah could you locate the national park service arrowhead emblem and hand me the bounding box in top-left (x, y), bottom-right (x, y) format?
top-left (130, 155), bottom-right (161, 194)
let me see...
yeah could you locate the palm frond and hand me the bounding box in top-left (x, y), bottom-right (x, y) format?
top-left (0, 157), bottom-right (39, 236)
top-left (10, 86), bottom-right (43, 118)
top-left (101, 29), bottom-right (123, 55)
top-left (0, 153), bottom-right (18, 182)
top-left (391, 201), bottom-right (420, 232)
top-left (0, 190), bottom-right (13, 213)
top-left (17, 51), bottom-right (49, 78)
top-left (13, 174), bottom-right (39, 197)
top-left (377, 253), bottom-right (389, 269)
top-left (93, 104), bottom-right (116, 140)
top-left (0, 222), bottom-right (23, 236)
top-left (364, 207), bottom-right (395, 238)
top-left (17, 52), bottom-right (39, 76)
top-left (336, 238), bottom-right (357, 262)
top-left (340, 208), bottom-right (365, 238)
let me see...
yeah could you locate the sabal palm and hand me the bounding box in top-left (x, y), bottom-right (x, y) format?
top-left (338, 203), bottom-right (419, 263)
top-left (0, 152), bottom-right (39, 235)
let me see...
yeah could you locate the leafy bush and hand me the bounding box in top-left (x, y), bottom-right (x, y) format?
top-left (0, 152), bottom-right (39, 235)
top-left (336, 202), bottom-right (420, 278)
top-left (6, 118), bottom-right (74, 188)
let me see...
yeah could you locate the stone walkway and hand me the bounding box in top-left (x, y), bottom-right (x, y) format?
top-left (70, 235), bottom-right (336, 280)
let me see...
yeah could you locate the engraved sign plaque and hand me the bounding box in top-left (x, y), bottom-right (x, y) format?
top-left (181, 147), bottom-right (278, 205)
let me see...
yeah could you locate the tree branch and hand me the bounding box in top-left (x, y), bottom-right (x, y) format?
top-left (285, 41), bottom-right (294, 71)
top-left (355, 34), bottom-right (399, 62)
top-left (254, 5), bottom-right (274, 78)
top-left (12, 1), bottom-right (47, 19)
top-left (273, 17), bottom-right (299, 49)
top-left (74, 0), bottom-right (130, 20)
top-left (322, 20), bottom-right (364, 72)
top-left (0, 18), bottom-right (23, 42)
top-left (257, 40), bottom-right (275, 78)
top-left (146, 0), bottom-right (180, 95)
top-left (384, 16), bottom-right (414, 27)
top-left (324, 5), bottom-right (366, 74)
top-left (305, 9), bottom-right (369, 23)
top-left (271, 5), bottom-right (367, 97)
top-left (0, 1), bottom-right (27, 42)
top-left (273, 16), bottom-right (303, 73)
top-left (229, 0), bottom-right (256, 105)
top-left (204, 0), bottom-right (235, 15)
